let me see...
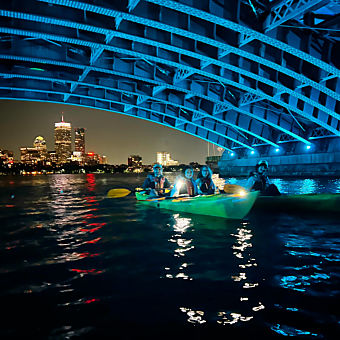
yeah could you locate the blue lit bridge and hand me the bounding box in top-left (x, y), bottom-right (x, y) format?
top-left (0, 0), bottom-right (339, 174)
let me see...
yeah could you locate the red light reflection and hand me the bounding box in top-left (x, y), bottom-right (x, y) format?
top-left (85, 298), bottom-right (100, 304)
top-left (85, 237), bottom-right (101, 244)
top-left (86, 174), bottom-right (96, 192)
top-left (71, 268), bottom-right (103, 274)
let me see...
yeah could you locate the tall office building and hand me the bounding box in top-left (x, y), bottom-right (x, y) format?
top-left (54, 116), bottom-right (72, 163)
top-left (74, 128), bottom-right (85, 164)
top-left (156, 152), bottom-right (170, 166)
top-left (156, 152), bottom-right (178, 166)
top-left (74, 128), bottom-right (85, 154)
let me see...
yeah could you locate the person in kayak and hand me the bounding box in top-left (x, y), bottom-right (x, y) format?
top-left (170, 165), bottom-right (199, 197)
top-left (246, 160), bottom-right (281, 196)
top-left (196, 165), bottom-right (217, 195)
top-left (142, 163), bottom-right (171, 197)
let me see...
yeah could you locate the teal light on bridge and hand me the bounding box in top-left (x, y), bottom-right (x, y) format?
top-left (30, 67), bottom-right (45, 71)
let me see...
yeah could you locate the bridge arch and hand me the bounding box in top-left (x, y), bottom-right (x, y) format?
top-left (0, 0), bottom-right (339, 154)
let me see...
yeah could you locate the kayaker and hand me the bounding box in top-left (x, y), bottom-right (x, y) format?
top-left (246, 160), bottom-right (281, 196)
top-left (170, 165), bottom-right (199, 197)
top-left (196, 165), bottom-right (217, 195)
top-left (142, 163), bottom-right (171, 197)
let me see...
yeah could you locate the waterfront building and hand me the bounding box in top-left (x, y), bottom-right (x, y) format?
top-left (20, 136), bottom-right (48, 164)
top-left (54, 116), bottom-right (72, 164)
top-left (156, 152), bottom-right (178, 166)
top-left (85, 152), bottom-right (106, 166)
top-left (33, 136), bottom-right (47, 151)
top-left (128, 155), bottom-right (142, 167)
top-left (20, 147), bottom-right (40, 164)
top-left (47, 151), bottom-right (57, 165)
top-left (71, 151), bottom-right (83, 163)
top-left (74, 128), bottom-right (85, 162)
top-left (0, 149), bottom-right (14, 166)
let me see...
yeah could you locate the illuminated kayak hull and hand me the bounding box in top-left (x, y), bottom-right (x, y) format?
top-left (135, 191), bottom-right (259, 219)
top-left (254, 193), bottom-right (340, 213)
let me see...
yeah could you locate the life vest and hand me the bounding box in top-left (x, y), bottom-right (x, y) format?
top-left (154, 176), bottom-right (165, 191)
top-left (179, 178), bottom-right (197, 196)
top-left (200, 178), bottom-right (213, 193)
top-left (251, 174), bottom-right (269, 193)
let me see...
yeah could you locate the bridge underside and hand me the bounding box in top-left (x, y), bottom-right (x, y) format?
top-left (0, 0), bottom-right (339, 154)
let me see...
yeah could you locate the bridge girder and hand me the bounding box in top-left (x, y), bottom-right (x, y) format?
top-left (0, 0), bottom-right (339, 151)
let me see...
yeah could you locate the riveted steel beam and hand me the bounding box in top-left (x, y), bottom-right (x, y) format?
top-left (26, 3), bottom-right (339, 102)
top-left (264, 0), bottom-right (325, 32)
top-left (0, 51), bottom-right (316, 145)
top-left (1, 25), bottom-right (336, 137)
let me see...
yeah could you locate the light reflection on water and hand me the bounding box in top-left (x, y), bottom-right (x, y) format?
top-left (163, 214), bottom-right (194, 281)
top-left (0, 174), bottom-right (339, 338)
top-left (226, 177), bottom-right (340, 194)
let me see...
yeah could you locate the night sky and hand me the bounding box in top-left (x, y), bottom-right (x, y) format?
top-left (0, 100), bottom-right (222, 165)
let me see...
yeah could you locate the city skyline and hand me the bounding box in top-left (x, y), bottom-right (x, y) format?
top-left (0, 100), bottom-right (222, 165)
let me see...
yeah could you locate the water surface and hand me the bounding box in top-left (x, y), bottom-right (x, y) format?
top-left (0, 174), bottom-right (339, 339)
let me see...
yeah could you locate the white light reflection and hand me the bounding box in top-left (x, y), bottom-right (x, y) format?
top-left (217, 311), bottom-right (253, 325)
top-left (180, 307), bottom-right (206, 324)
top-left (172, 214), bottom-right (191, 234)
top-left (46, 174), bottom-right (103, 272)
top-left (300, 179), bottom-right (317, 194)
top-left (162, 214), bottom-right (194, 281)
top-left (218, 222), bottom-right (264, 326)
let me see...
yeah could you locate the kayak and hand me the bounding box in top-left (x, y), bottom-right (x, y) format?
top-left (135, 191), bottom-right (259, 219)
top-left (253, 193), bottom-right (340, 213)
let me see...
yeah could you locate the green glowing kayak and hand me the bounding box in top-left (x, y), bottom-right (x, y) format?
top-left (135, 191), bottom-right (259, 219)
top-left (254, 193), bottom-right (340, 213)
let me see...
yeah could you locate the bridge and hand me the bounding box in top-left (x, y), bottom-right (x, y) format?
top-left (0, 0), bottom-right (339, 170)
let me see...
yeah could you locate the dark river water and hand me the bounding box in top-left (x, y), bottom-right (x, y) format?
top-left (0, 174), bottom-right (339, 339)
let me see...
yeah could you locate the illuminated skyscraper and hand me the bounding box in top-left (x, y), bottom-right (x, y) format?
top-left (156, 152), bottom-right (170, 166)
top-left (156, 152), bottom-right (178, 166)
top-left (74, 128), bottom-right (85, 154)
top-left (54, 116), bottom-right (72, 163)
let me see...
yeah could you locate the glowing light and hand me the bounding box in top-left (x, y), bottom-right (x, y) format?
top-left (55, 122), bottom-right (71, 128)
top-left (177, 179), bottom-right (184, 190)
top-left (306, 145), bottom-right (311, 150)
top-left (30, 67), bottom-right (45, 71)
top-left (275, 148), bottom-right (280, 152)
top-left (250, 151), bottom-right (255, 155)
top-left (231, 152), bottom-right (235, 156)
top-left (238, 189), bottom-right (247, 197)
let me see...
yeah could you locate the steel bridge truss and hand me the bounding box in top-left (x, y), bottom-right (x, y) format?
top-left (0, 0), bottom-right (339, 151)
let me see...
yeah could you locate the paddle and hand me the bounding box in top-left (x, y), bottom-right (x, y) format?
top-left (107, 188), bottom-right (135, 198)
top-left (107, 184), bottom-right (247, 199)
top-left (223, 184), bottom-right (248, 195)
top-left (107, 188), bottom-right (170, 198)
